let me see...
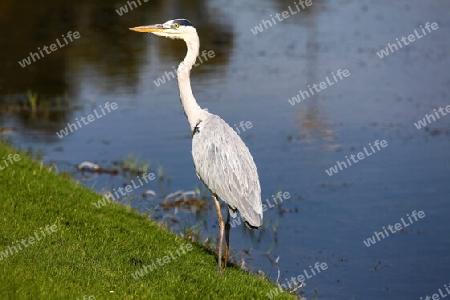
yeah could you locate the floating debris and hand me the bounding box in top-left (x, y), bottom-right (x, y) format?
top-left (76, 161), bottom-right (119, 174)
top-left (77, 161), bottom-right (99, 171)
top-left (0, 127), bottom-right (14, 133)
top-left (160, 190), bottom-right (207, 211)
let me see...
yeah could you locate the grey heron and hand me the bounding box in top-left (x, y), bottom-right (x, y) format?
top-left (130, 19), bottom-right (262, 274)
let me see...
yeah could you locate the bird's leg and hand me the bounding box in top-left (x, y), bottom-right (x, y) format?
top-left (224, 209), bottom-right (230, 268)
top-left (213, 194), bottom-right (224, 274)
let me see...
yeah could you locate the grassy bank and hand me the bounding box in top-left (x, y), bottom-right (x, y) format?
top-left (0, 140), bottom-right (293, 299)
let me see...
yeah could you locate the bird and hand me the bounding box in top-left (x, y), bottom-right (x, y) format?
top-left (130, 19), bottom-right (262, 274)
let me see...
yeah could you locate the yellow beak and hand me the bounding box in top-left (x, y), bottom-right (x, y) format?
top-left (129, 24), bottom-right (167, 33)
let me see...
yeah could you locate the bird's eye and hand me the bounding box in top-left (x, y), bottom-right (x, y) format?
top-left (173, 23), bottom-right (180, 29)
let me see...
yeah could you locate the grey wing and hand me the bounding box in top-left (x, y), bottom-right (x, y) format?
top-left (192, 114), bottom-right (262, 228)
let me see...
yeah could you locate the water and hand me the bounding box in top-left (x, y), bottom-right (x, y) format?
top-left (1, 0), bottom-right (449, 299)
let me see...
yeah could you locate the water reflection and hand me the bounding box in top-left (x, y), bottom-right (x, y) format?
top-left (0, 0), bottom-right (233, 137)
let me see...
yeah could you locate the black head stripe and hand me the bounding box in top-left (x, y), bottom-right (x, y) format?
top-left (174, 19), bottom-right (194, 27)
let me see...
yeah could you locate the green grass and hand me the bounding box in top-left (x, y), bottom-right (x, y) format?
top-left (0, 141), bottom-right (294, 300)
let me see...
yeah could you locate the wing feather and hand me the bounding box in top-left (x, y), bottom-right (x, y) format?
top-left (192, 114), bottom-right (262, 227)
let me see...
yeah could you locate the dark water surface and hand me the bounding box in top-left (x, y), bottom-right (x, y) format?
top-left (1, 0), bottom-right (449, 299)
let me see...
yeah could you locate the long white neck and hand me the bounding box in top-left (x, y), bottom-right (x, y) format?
top-left (177, 32), bottom-right (205, 132)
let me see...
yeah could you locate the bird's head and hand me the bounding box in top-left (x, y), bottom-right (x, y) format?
top-left (129, 19), bottom-right (196, 40)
